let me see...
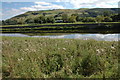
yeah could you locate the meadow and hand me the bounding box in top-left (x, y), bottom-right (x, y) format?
top-left (2, 36), bottom-right (119, 79)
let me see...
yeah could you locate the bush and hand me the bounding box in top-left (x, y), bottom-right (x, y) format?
top-left (40, 54), bottom-right (63, 74)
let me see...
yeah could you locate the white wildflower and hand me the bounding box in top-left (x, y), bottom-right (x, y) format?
top-left (63, 48), bottom-right (66, 50)
top-left (111, 46), bottom-right (115, 49)
top-left (18, 58), bottom-right (21, 61)
top-left (101, 49), bottom-right (104, 52)
top-left (21, 58), bottom-right (24, 61)
top-left (96, 49), bottom-right (101, 54)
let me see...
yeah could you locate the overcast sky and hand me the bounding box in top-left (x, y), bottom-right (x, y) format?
top-left (1, 0), bottom-right (120, 20)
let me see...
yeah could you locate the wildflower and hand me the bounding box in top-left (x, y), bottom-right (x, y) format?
top-left (18, 58), bottom-right (21, 61)
top-left (25, 48), bottom-right (29, 51)
top-left (96, 49), bottom-right (101, 54)
top-left (111, 46), bottom-right (115, 49)
top-left (101, 49), bottom-right (104, 52)
top-left (63, 48), bottom-right (66, 50)
top-left (21, 58), bottom-right (24, 61)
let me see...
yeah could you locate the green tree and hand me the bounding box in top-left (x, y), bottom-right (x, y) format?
top-left (62, 13), bottom-right (69, 23)
top-left (17, 18), bottom-right (26, 24)
top-left (76, 16), bottom-right (85, 22)
top-left (25, 18), bottom-right (35, 24)
top-left (96, 15), bottom-right (104, 23)
top-left (2, 20), bottom-right (6, 25)
top-left (4, 19), bottom-right (17, 25)
top-left (34, 16), bottom-right (46, 24)
top-left (47, 17), bottom-right (55, 23)
top-left (111, 14), bottom-right (120, 22)
top-left (68, 15), bottom-right (77, 23)
top-left (103, 11), bottom-right (111, 17)
top-left (103, 17), bottom-right (112, 22)
top-left (0, 20), bottom-right (2, 25)
top-left (71, 13), bottom-right (78, 16)
top-left (82, 17), bottom-right (96, 22)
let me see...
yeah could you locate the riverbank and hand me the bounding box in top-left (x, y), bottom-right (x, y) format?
top-left (2, 36), bottom-right (119, 78)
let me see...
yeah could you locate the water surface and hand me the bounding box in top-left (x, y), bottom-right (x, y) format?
top-left (0, 33), bottom-right (119, 41)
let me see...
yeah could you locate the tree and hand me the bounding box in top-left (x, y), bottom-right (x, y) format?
top-left (71, 13), bottom-right (78, 16)
top-left (82, 17), bottom-right (96, 22)
top-left (4, 19), bottom-right (17, 25)
top-left (2, 20), bottom-right (6, 25)
top-left (76, 16), bottom-right (84, 22)
top-left (17, 18), bottom-right (26, 24)
top-left (103, 11), bottom-right (111, 17)
top-left (68, 15), bottom-right (77, 23)
top-left (0, 20), bottom-right (2, 25)
top-left (62, 13), bottom-right (69, 23)
top-left (111, 14), bottom-right (120, 22)
top-left (34, 16), bottom-right (46, 24)
top-left (103, 17), bottom-right (112, 22)
top-left (96, 15), bottom-right (104, 23)
top-left (47, 17), bottom-right (55, 23)
top-left (25, 18), bottom-right (35, 24)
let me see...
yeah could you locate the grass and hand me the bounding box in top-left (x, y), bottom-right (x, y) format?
top-left (2, 36), bottom-right (119, 79)
top-left (1, 22), bottom-right (120, 33)
top-left (1, 22), bottom-right (120, 27)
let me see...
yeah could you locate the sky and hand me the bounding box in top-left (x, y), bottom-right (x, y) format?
top-left (0, 0), bottom-right (120, 20)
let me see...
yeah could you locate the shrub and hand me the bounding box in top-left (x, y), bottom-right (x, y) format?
top-left (40, 54), bottom-right (63, 74)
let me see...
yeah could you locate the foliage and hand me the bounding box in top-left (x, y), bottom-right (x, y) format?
top-left (103, 17), bottom-right (112, 22)
top-left (96, 15), bottom-right (104, 22)
top-left (46, 17), bottom-right (55, 23)
top-left (103, 11), bottom-right (112, 17)
top-left (2, 37), bottom-right (119, 78)
top-left (62, 13), bottom-right (69, 22)
top-left (25, 18), bottom-right (35, 24)
top-left (2, 8), bottom-right (120, 25)
top-left (111, 14), bottom-right (120, 22)
top-left (82, 17), bottom-right (96, 22)
top-left (34, 16), bottom-right (46, 24)
top-left (68, 15), bottom-right (77, 23)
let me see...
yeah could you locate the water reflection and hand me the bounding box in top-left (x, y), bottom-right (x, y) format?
top-left (0, 33), bottom-right (119, 41)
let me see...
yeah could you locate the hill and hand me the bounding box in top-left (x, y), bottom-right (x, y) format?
top-left (1, 8), bottom-right (120, 25)
top-left (10, 8), bottom-right (119, 20)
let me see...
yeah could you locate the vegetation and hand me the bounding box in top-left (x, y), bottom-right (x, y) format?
top-left (1, 22), bottom-right (120, 33)
top-left (1, 8), bottom-right (120, 25)
top-left (2, 36), bottom-right (119, 79)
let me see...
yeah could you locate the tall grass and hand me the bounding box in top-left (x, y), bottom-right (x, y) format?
top-left (2, 36), bottom-right (119, 78)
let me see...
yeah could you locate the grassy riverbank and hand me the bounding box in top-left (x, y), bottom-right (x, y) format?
top-left (2, 36), bottom-right (119, 79)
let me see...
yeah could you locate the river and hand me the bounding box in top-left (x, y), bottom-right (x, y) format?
top-left (0, 33), bottom-right (119, 41)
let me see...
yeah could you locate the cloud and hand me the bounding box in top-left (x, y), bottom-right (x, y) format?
top-left (34, 2), bottom-right (51, 5)
top-left (54, 0), bottom-right (119, 8)
top-left (2, 8), bottom-right (26, 20)
top-left (21, 2), bottom-right (65, 11)
top-left (72, 0), bottom-right (119, 8)
top-left (2, 2), bottom-right (65, 20)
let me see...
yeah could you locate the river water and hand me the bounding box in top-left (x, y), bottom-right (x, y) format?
top-left (0, 33), bottom-right (119, 41)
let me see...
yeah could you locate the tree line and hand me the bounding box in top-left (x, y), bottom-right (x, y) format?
top-left (1, 11), bottom-right (120, 25)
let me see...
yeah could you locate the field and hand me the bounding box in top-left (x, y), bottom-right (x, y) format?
top-left (2, 36), bottom-right (119, 79)
top-left (1, 22), bottom-right (120, 33)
